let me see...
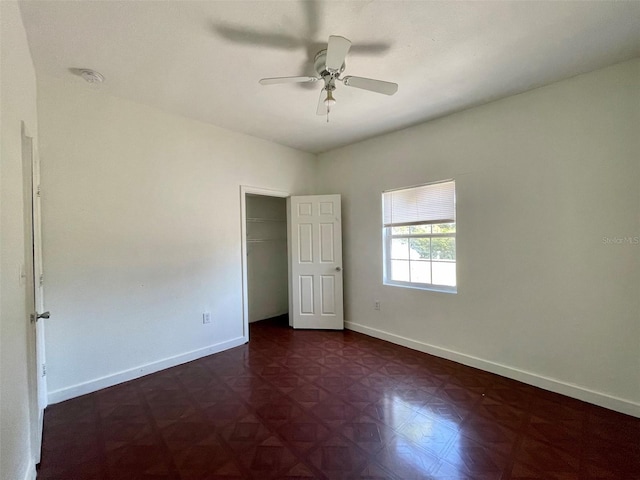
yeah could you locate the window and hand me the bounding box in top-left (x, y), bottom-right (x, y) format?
top-left (383, 180), bottom-right (456, 292)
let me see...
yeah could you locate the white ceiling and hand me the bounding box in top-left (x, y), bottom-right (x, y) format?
top-left (19, 1), bottom-right (640, 154)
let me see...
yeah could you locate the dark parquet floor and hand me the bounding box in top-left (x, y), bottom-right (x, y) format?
top-left (38, 316), bottom-right (640, 479)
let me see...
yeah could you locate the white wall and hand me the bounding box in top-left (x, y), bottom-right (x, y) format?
top-left (37, 76), bottom-right (316, 402)
top-left (0, 3), bottom-right (39, 480)
top-left (246, 195), bottom-right (288, 322)
top-left (317, 59), bottom-right (640, 416)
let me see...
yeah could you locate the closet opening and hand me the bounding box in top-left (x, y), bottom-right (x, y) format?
top-left (240, 187), bottom-right (290, 337)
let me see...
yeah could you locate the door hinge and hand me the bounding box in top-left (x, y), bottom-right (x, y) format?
top-left (39, 274), bottom-right (44, 286)
top-left (36, 185), bottom-right (41, 197)
top-left (42, 363), bottom-right (46, 377)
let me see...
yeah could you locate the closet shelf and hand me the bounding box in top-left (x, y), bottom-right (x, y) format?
top-left (247, 238), bottom-right (286, 243)
top-left (247, 217), bottom-right (286, 223)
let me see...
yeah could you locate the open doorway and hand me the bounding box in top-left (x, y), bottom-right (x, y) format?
top-left (240, 186), bottom-right (289, 337)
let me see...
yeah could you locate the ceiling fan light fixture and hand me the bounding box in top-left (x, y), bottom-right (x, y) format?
top-left (324, 90), bottom-right (336, 108)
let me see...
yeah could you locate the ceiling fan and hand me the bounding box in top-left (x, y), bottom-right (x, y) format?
top-left (259, 35), bottom-right (398, 117)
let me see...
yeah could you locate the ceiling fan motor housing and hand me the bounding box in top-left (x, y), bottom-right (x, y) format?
top-left (314, 50), bottom-right (345, 80)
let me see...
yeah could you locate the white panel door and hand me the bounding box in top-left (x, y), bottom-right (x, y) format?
top-left (22, 125), bottom-right (47, 464)
top-left (288, 195), bottom-right (343, 329)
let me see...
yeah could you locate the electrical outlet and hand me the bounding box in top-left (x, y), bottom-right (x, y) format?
top-left (374, 301), bottom-right (381, 311)
top-left (203, 312), bottom-right (211, 324)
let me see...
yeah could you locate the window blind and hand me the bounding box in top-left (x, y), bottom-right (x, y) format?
top-left (383, 180), bottom-right (455, 227)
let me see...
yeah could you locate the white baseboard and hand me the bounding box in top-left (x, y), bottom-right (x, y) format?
top-left (48, 336), bottom-right (247, 404)
top-left (345, 321), bottom-right (640, 418)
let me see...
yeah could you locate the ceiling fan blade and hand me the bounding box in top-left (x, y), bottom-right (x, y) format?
top-left (214, 24), bottom-right (301, 50)
top-left (350, 43), bottom-right (392, 55)
top-left (316, 89), bottom-right (327, 116)
top-left (325, 35), bottom-right (351, 72)
top-left (342, 76), bottom-right (398, 95)
top-left (259, 76), bottom-right (319, 85)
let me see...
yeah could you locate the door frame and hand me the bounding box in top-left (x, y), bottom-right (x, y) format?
top-left (240, 185), bottom-right (290, 339)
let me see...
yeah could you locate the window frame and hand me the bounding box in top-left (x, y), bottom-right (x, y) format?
top-left (382, 180), bottom-right (457, 294)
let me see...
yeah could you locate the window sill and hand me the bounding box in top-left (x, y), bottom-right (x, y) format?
top-left (383, 280), bottom-right (457, 294)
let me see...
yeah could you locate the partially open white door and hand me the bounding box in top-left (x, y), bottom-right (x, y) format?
top-left (288, 195), bottom-right (343, 329)
top-left (22, 124), bottom-right (47, 464)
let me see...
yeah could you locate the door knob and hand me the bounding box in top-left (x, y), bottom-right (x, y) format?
top-left (335, 267), bottom-right (342, 272)
top-left (30, 311), bottom-right (50, 323)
